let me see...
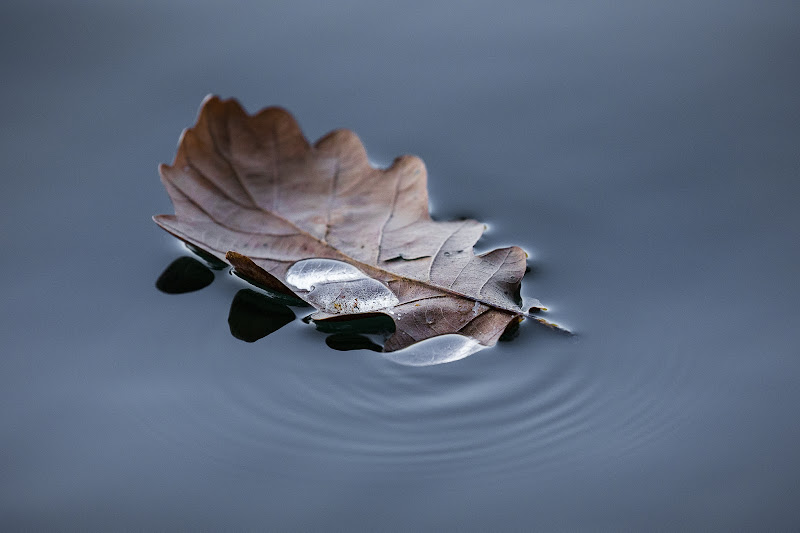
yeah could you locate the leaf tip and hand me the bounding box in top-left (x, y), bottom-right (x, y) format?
top-left (314, 128), bottom-right (368, 166)
top-left (157, 162), bottom-right (171, 178)
top-left (152, 213), bottom-right (175, 227)
top-left (200, 93), bottom-right (218, 107)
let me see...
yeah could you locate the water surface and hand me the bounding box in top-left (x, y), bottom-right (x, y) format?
top-left (1, 0), bottom-right (799, 530)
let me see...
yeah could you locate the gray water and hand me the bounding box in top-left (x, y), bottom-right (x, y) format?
top-left (2, 0), bottom-right (799, 530)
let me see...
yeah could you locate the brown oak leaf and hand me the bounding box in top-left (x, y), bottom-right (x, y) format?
top-left (154, 96), bottom-right (548, 354)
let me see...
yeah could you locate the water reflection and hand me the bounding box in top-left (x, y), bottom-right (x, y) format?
top-left (381, 334), bottom-right (485, 366)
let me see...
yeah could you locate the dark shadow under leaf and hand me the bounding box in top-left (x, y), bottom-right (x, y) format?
top-left (156, 257), bottom-right (214, 294)
top-left (228, 289), bottom-right (296, 343)
top-left (499, 316), bottom-right (522, 342)
top-left (325, 333), bottom-right (383, 352)
top-left (311, 313), bottom-right (396, 336)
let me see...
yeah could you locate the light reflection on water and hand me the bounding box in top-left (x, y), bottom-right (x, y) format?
top-left (381, 334), bottom-right (484, 366)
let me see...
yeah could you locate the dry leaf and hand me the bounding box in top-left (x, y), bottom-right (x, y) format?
top-left (154, 96), bottom-right (548, 358)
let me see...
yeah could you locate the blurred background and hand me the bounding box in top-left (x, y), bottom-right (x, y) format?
top-left (1, 0), bottom-right (799, 530)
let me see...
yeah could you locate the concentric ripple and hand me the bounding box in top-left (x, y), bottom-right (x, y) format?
top-left (131, 296), bottom-right (697, 485)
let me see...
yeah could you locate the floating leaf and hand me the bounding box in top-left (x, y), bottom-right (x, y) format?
top-left (154, 96), bottom-right (555, 357)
